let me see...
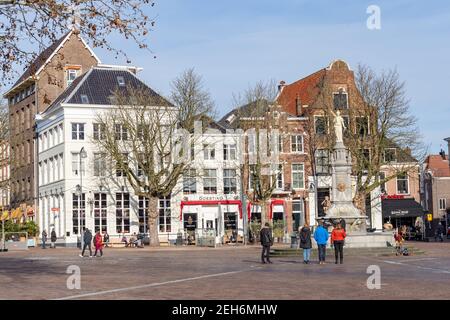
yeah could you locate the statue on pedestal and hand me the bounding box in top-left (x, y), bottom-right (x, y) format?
top-left (330, 109), bottom-right (347, 143)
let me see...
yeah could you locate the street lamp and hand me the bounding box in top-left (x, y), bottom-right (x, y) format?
top-left (77, 147), bottom-right (87, 247)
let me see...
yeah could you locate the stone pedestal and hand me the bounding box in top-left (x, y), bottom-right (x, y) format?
top-left (324, 140), bottom-right (368, 233)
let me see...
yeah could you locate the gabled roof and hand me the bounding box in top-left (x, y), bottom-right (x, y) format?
top-left (276, 68), bottom-right (327, 115)
top-left (425, 154), bottom-right (450, 177)
top-left (5, 30), bottom-right (101, 96)
top-left (218, 99), bottom-right (271, 129)
top-left (44, 66), bottom-right (170, 114)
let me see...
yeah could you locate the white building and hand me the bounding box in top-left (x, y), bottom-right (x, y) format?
top-left (36, 65), bottom-right (244, 246)
top-left (171, 121), bottom-right (244, 245)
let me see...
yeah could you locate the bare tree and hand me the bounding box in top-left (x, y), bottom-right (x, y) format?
top-left (94, 70), bottom-right (215, 246)
top-left (0, 0), bottom-right (156, 86)
top-left (309, 64), bottom-right (426, 212)
top-left (231, 80), bottom-right (281, 226)
top-left (170, 68), bottom-right (216, 128)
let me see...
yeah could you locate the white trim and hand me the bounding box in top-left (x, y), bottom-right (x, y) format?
top-left (291, 162), bottom-right (305, 190)
top-left (78, 35), bottom-right (102, 64)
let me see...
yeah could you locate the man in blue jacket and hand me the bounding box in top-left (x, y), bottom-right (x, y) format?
top-left (314, 221), bottom-right (329, 265)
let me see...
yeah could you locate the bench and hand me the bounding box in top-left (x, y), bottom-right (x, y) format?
top-left (107, 238), bottom-right (127, 248)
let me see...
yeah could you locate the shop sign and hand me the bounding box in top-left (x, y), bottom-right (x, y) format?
top-left (427, 213), bottom-right (433, 222)
top-left (391, 210), bottom-right (409, 216)
top-left (186, 194), bottom-right (239, 202)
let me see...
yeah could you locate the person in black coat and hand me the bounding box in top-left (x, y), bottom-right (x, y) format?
top-left (50, 229), bottom-right (57, 249)
top-left (79, 228), bottom-right (93, 258)
top-left (299, 224), bottom-right (312, 264)
top-left (260, 223), bottom-right (273, 264)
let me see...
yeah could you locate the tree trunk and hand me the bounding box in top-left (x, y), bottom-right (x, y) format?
top-left (261, 200), bottom-right (268, 227)
top-left (147, 196), bottom-right (160, 247)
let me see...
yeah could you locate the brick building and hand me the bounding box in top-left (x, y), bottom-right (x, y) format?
top-left (3, 30), bottom-right (100, 219)
top-left (421, 152), bottom-right (450, 223)
top-left (219, 102), bottom-right (311, 237)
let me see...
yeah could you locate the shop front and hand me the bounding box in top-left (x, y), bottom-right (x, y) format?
top-left (382, 198), bottom-right (424, 229)
top-left (180, 197), bottom-right (243, 245)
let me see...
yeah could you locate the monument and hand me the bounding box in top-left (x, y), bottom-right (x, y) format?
top-left (321, 110), bottom-right (393, 247)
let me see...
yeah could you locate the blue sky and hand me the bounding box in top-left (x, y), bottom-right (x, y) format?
top-left (16, 1), bottom-right (450, 153)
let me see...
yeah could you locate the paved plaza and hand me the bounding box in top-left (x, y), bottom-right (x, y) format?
top-left (1, 242), bottom-right (450, 300)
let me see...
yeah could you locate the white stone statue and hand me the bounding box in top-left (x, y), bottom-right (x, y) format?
top-left (330, 109), bottom-right (346, 143)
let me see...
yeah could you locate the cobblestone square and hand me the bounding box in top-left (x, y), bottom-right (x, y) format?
top-left (1, 242), bottom-right (449, 300)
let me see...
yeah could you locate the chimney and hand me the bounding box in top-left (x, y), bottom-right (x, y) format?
top-left (278, 80), bottom-right (286, 93)
top-left (295, 94), bottom-right (302, 116)
top-left (439, 149), bottom-right (446, 160)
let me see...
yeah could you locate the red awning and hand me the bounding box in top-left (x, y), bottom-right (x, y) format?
top-left (247, 199), bottom-right (286, 221)
top-left (180, 200), bottom-right (243, 220)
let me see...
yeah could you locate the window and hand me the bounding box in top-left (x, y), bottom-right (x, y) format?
top-left (116, 153), bottom-right (128, 177)
top-left (94, 153), bottom-right (106, 177)
top-left (94, 193), bottom-right (107, 233)
top-left (183, 169), bottom-right (197, 194)
top-left (278, 135), bottom-right (283, 153)
top-left (291, 135), bottom-right (304, 153)
top-left (248, 165), bottom-right (256, 190)
top-left (355, 116), bottom-right (369, 137)
top-left (223, 169), bottom-right (237, 194)
top-left (117, 76), bottom-right (125, 87)
top-left (223, 144), bottom-right (237, 160)
top-left (315, 116), bottom-right (327, 135)
top-left (397, 173), bottom-right (409, 194)
top-left (71, 152), bottom-right (85, 176)
top-left (190, 141), bottom-right (195, 161)
top-left (67, 69), bottom-right (78, 87)
top-left (360, 149), bottom-right (371, 170)
top-left (159, 197), bottom-right (171, 233)
top-left (439, 198), bottom-right (447, 211)
top-left (93, 123), bottom-right (105, 140)
top-left (315, 149), bottom-right (330, 174)
top-left (203, 144), bottom-right (215, 160)
top-left (292, 164), bottom-right (305, 189)
top-left (333, 91), bottom-right (348, 109)
top-left (116, 193), bottom-right (130, 233)
top-left (275, 164), bottom-right (283, 189)
top-left (203, 169), bottom-right (217, 194)
top-left (292, 200), bottom-right (304, 231)
top-left (71, 123), bottom-right (85, 140)
top-left (80, 94), bottom-right (89, 104)
top-left (115, 124), bottom-right (128, 140)
top-left (379, 172), bottom-right (386, 193)
top-left (384, 148), bottom-right (397, 163)
top-left (72, 193), bottom-right (85, 235)
top-left (138, 196), bottom-right (149, 233)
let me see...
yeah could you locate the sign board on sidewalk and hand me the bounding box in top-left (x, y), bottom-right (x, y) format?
top-left (427, 214), bottom-right (433, 222)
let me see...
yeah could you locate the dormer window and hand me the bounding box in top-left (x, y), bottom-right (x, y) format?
top-left (80, 94), bottom-right (89, 104)
top-left (117, 76), bottom-right (125, 87)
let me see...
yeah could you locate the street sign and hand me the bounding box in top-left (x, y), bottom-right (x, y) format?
top-left (427, 214), bottom-right (433, 222)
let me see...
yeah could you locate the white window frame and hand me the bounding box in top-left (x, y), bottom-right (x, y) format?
top-left (292, 163), bottom-right (305, 190)
top-left (203, 144), bottom-right (216, 160)
top-left (223, 144), bottom-right (237, 161)
top-left (291, 135), bottom-right (304, 153)
top-left (439, 198), bottom-right (447, 211)
top-left (396, 174), bottom-right (409, 195)
top-left (71, 123), bottom-right (85, 140)
top-left (333, 91), bottom-right (349, 109)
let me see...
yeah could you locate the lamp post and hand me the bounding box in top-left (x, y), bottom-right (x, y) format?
top-left (77, 147), bottom-right (87, 248)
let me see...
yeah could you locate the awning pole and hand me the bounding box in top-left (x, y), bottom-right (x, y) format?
top-left (1, 220), bottom-right (5, 251)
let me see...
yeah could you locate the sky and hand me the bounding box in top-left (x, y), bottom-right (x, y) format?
top-left (11, 0), bottom-right (450, 153)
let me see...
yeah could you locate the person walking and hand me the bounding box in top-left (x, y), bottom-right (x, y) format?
top-left (41, 230), bottom-right (47, 249)
top-left (299, 224), bottom-right (312, 264)
top-left (79, 228), bottom-right (93, 258)
top-left (94, 231), bottom-right (104, 257)
top-left (50, 229), bottom-right (57, 249)
top-left (313, 221), bottom-right (329, 265)
top-left (260, 222), bottom-right (273, 264)
top-left (103, 231), bottom-right (110, 248)
top-left (436, 222), bottom-right (445, 242)
top-left (331, 223), bottom-right (346, 264)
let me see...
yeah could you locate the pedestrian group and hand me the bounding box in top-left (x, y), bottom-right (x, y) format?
top-left (261, 220), bottom-right (347, 265)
